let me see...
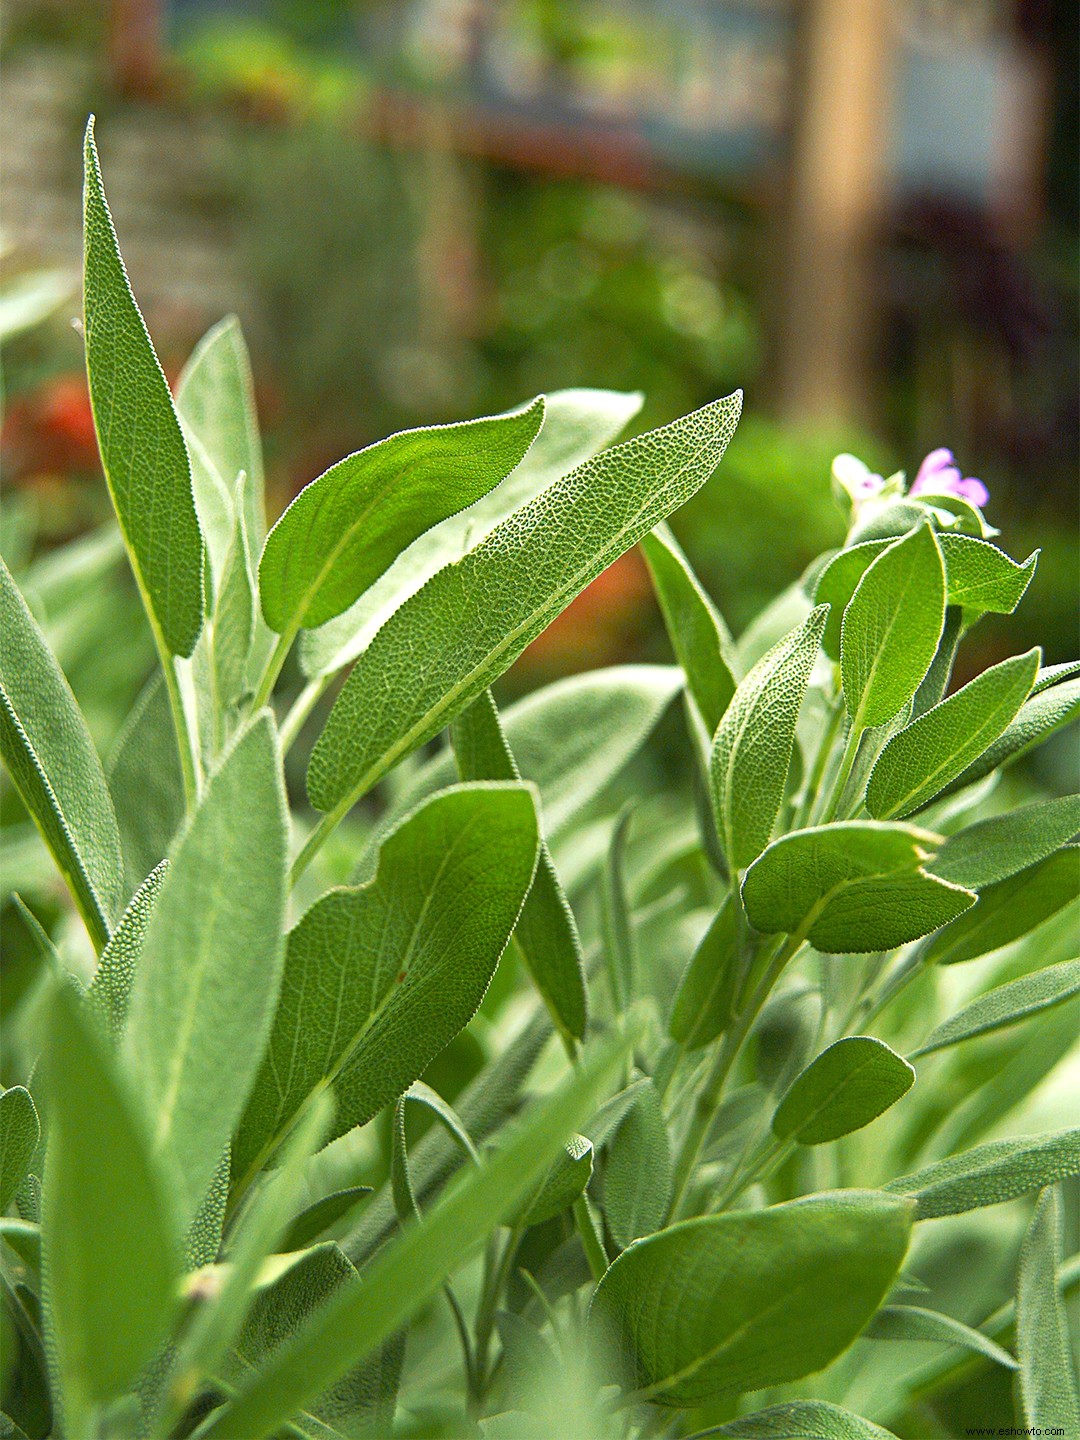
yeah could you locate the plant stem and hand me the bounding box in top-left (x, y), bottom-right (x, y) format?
top-left (819, 720), bottom-right (862, 824)
top-left (794, 697), bottom-right (843, 830)
top-left (279, 677), bottom-right (327, 753)
top-left (472, 1224), bottom-right (523, 1400)
top-left (573, 1194), bottom-right (609, 1281)
top-left (290, 803), bottom-right (347, 886)
top-left (162, 650), bottom-right (200, 811)
top-left (251, 625), bottom-right (296, 714)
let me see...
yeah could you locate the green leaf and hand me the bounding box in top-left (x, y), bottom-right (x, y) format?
top-left (924, 847), bottom-right (1079, 965)
top-left (885, 1130), bottom-right (1080, 1217)
top-left (41, 984), bottom-right (180, 1417)
top-left (601, 807), bottom-right (637, 1010)
top-left (938, 679), bottom-right (1080, 799)
top-left (107, 673), bottom-right (184, 895)
top-left (865, 1305), bottom-right (1016, 1368)
top-left (260, 399), bottom-right (544, 636)
top-left (232, 783), bottom-right (539, 1191)
top-left (175, 315), bottom-right (265, 553)
top-left (840, 525), bottom-right (945, 729)
top-left (589, 1190), bottom-right (912, 1406)
top-left (452, 689), bottom-right (586, 1042)
top-left (82, 118), bottom-right (204, 657)
top-left (1031, 660), bottom-right (1080, 695)
top-left (913, 958), bottom-right (1080, 1057)
top-left (866, 649), bottom-right (1040, 819)
top-left (603, 1079), bottom-right (672, 1248)
top-left (937, 533), bottom-right (1038, 615)
top-left (772, 1037), bottom-right (915, 1145)
top-left (196, 1020), bottom-right (638, 1440)
top-left (930, 794), bottom-right (1080, 889)
top-left (281, 1189), bottom-right (373, 1254)
top-left (0, 558), bottom-right (123, 949)
top-left (712, 1401), bottom-right (898, 1439)
top-left (642, 522), bottom-right (738, 733)
top-left (710, 606), bottom-right (828, 870)
top-left (1015, 1188), bottom-right (1080, 1432)
top-left (669, 895), bottom-right (741, 1050)
top-left (741, 823), bottom-right (974, 953)
top-left (308, 395), bottom-right (742, 820)
top-left (814, 540), bottom-right (891, 661)
top-left (87, 860), bottom-right (167, 1041)
top-left (212, 516), bottom-right (256, 720)
top-left (124, 714), bottom-right (289, 1226)
top-left (299, 387), bottom-right (642, 680)
top-left (521, 1134), bottom-right (593, 1227)
top-left (0, 1089), bottom-right (39, 1212)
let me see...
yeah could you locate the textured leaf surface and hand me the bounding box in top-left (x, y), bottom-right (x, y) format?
top-left (87, 861), bottom-right (167, 1041)
top-left (0, 1088), bottom-right (39, 1212)
top-left (260, 399), bottom-right (544, 634)
top-left (233, 783), bottom-right (539, 1187)
top-left (83, 119), bottom-right (204, 656)
top-left (42, 985), bottom-right (180, 1414)
top-left (710, 606), bottom-right (827, 870)
top-left (866, 649), bottom-right (1039, 819)
top-left (814, 540), bottom-right (890, 660)
top-left (741, 823), bottom-right (973, 953)
top-left (642, 523), bottom-right (737, 733)
top-left (281, 1187), bottom-right (373, 1253)
top-left (772, 1037), bottom-right (915, 1145)
top-left (300, 387), bottom-right (642, 678)
top-left (939, 679), bottom-right (1080, 798)
top-left (865, 1305), bottom-right (1016, 1368)
top-left (714, 1401), bottom-right (898, 1439)
top-left (913, 958), bottom-right (1080, 1056)
top-left (930, 794), bottom-right (1080, 889)
top-left (197, 1021), bottom-right (637, 1440)
top-left (0, 559), bottom-right (122, 947)
top-left (452, 690), bottom-right (585, 1040)
top-left (937, 533), bottom-right (1037, 615)
top-left (107, 672), bottom-right (184, 895)
top-left (1031, 660), bottom-right (1080, 695)
top-left (212, 517), bottom-right (256, 718)
top-left (125, 715), bottom-right (288, 1226)
top-left (589, 1191), bottom-right (912, 1406)
top-left (603, 1079), bottom-right (672, 1248)
top-left (840, 525), bottom-right (945, 729)
top-left (1015, 1188), bottom-right (1080, 1432)
top-left (308, 394), bottom-right (741, 816)
top-left (924, 847), bottom-right (1079, 965)
top-left (669, 895), bottom-right (741, 1049)
top-left (521, 1134), bottom-right (593, 1227)
top-left (885, 1130), bottom-right (1080, 1217)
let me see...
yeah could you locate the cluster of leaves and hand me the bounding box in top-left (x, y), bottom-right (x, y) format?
top-left (0, 120), bottom-right (1078, 1440)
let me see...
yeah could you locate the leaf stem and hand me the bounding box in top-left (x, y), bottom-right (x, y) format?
top-left (289, 805), bottom-right (346, 886)
top-left (279, 677), bottom-right (328, 753)
top-left (162, 650), bottom-right (200, 811)
top-left (794, 697), bottom-right (843, 830)
top-left (251, 624), bottom-right (296, 714)
top-left (573, 1194), bottom-right (610, 1281)
top-left (819, 719), bottom-right (862, 824)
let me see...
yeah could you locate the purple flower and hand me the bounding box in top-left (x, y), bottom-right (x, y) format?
top-left (910, 448), bottom-right (989, 509)
top-left (832, 453), bottom-right (886, 502)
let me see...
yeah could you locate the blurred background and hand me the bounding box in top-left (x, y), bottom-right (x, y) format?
top-left (1, 0), bottom-right (1076, 727)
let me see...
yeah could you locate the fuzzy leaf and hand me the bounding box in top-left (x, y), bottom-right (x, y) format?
top-left (603, 1079), bottom-right (672, 1248)
top-left (930, 794), bottom-right (1080, 889)
top-left (281, 1188), bottom-right (374, 1254)
top-left (642, 523), bottom-right (738, 733)
top-left (1015, 1188), bottom-right (1080, 1432)
top-left (308, 394), bottom-right (741, 817)
top-left (924, 847), bottom-right (1079, 965)
top-left (772, 1037), bottom-right (915, 1145)
top-left (107, 673), bottom-right (184, 895)
top-left (669, 894), bottom-right (741, 1050)
top-left (1031, 660), bottom-right (1080, 695)
top-left (939, 679), bottom-right (1080, 798)
top-left (710, 606), bottom-right (828, 870)
top-left (0, 1088), bottom-right (40, 1212)
top-left (589, 1191), bottom-right (912, 1406)
top-left (714, 1401), bottom-right (898, 1439)
top-left (865, 1305), bottom-right (1016, 1369)
top-left (913, 958), bottom-right (1080, 1056)
top-left (87, 860), bottom-right (167, 1041)
top-left (212, 516), bottom-right (256, 718)
top-left (521, 1134), bottom-right (594, 1227)
top-left (124, 715), bottom-right (289, 1226)
top-left (232, 784), bottom-right (539, 1190)
top-left (937, 533), bottom-right (1038, 615)
top-left (885, 1130), bottom-right (1080, 1217)
top-left (840, 525), bottom-right (945, 729)
top-left (866, 649), bottom-right (1040, 819)
top-left (741, 823), bottom-right (974, 954)
top-left (82, 119), bottom-right (204, 656)
top-left (814, 540), bottom-right (891, 660)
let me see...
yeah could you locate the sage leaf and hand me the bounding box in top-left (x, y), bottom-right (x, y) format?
top-left (589, 1190), bottom-right (912, 1406)
top-left (669, 894), bottom-right (741, 1050)
top-left (929, 794), bottom-right (1080, 889)
top-left (87, 861), bottom-right (167, 1041)
top-left (41, 984), bottom-right (180, 1416)
top-left (281, 1188), bottom-right (374, 1253)
top-left (308, 394), bottom-right (741, 820)
top-left (840, 525), bottom-right (945, 729)
top-left (713, 1401), bottom-right (898, 1438)
top-left (603, 1079), bottom-right (672, 1248)
top-left (912, 958), bottom-right (1080, 1056)
top-left (814, 540), bottom-right (891, 660)
top-left (1031, 659), bottom-right (1080, 695)
top-left (299, 386), bottom-right (642, 679)
top-left (260, 398), bottom-right (544, 635)
top-left (866, 648), bottom-right (1040, 819)
top-left (1015, 1188), bottom-right (1080, 1432)
top-left (0, 1088), bottom-right (40, 1212)
top-left (924, 847), bottom-right (1079, 965)
top-left (741, 823), bottom-right (974, 953)
top-left (521, 1134), bottom-right (593, 1227)
top-left (452, 690), bottom-right (586, 1042)
top-left (642, 522), bottom-right (738, 733)
top-left (212, 516), bottom-right (256, 720)
top-left (938, 678), bottom-right (1080, 799)
top-left (601, 808), bottom-right (637, 1010)
top-left (772, 1037), bottom-right (915, 1145)
top-left (125, 714), bottom-right (289, 1226)
top-left (885, 1129), bottom-right (1080, 1217)
top-left (0, 557), bottom-right (123, 948)
top-left (710, 606), bottom-right (828, 870)
top-left (83, 119), bottom-right (204, 657)
top-left (107, 673), bottom-right (184, 896)
top-left (196, 1020), bottom-right (638, 1440)
top-left (233, 783), bottom-right (539, 1189)
top-left (937, 533), bottom-right (1038, 615)
top-left (865, 1305), bottom-right (1016, 1369)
